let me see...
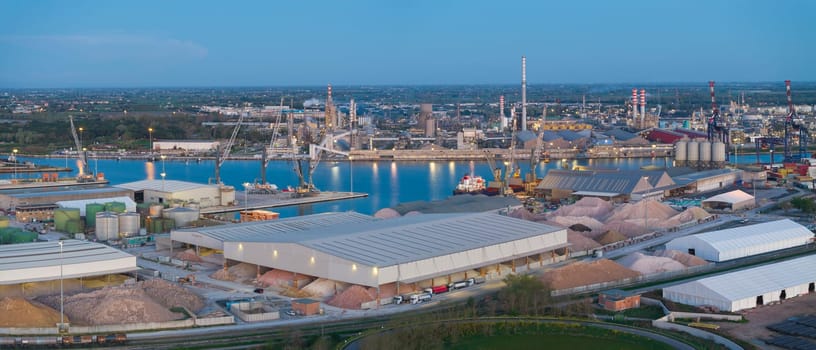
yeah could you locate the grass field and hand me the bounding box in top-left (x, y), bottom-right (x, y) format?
top-left (448, 333), bottom-right (675, 350)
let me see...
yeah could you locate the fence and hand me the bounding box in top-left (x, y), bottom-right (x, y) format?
top-left (229, 302), bottom-right (279, 322)
top-left (70, 319), bottom-right (194, 334)
top-left (551, 264), bottom-right (712, 297)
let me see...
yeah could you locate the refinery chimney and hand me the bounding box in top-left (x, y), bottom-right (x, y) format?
top-left (640, 89), bottom-right (646, 126)
top-left (521, 56), bottom-right (527, 131)
top-left (631, 88), bottom-right (639, 121)
top-left (499, 95), bottom-right (507, 129)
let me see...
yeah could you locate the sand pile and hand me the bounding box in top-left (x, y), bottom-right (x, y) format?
top-left (404, 211), bottom-right (422, 216)
top-left (616, 252), bottom-right (686, 275)
top-left (655, 250), bottom-right (709, 267)
top-left (540, 259), bottom-right (640, 290)
top-left (39, 287), bottom-right (181, 326)
top-left (258, 270), bottom-right (294, 288)
top-left (596, 230), bottom-right (628, 245)
top-left (302, 278), bottom-right (350, 298)
top-left (660, 207), bottom-right (710, 228)
top-left (601, 220), bottom-right (653, 238)
top-left (326, 285), bottom-right (376, 309)
top-left (507, 208), bottom-right (547, 222)
top-left (374, 208), bottom-right (401, 219)
top-left (228, 263), bottom-right (258, 283)
top-left (280, 286), bottom-right (312, 298)
top-left (0, 297), bottom-right (66, 327)
top-left (174, 249), bottom-right (203, 263)
top-left (606, 200), bottom-right (678, 222)
top-left (567, 230), bottom-right (601, 251)
top-left (141, 279), bottom-right (203, 311)
top-left (549, 216), bottom-right (605, 232)
top-left (210, 268), bottom-right (234, 281)
top-left (548, 197), bottom-right (613, 220)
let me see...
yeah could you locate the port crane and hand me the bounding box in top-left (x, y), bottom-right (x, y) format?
top-left (259, 97), bottom-right (286, 186)
top-left (69, 116), bottom-right (92, 180)
top-left (782, 80), bottom-right (808, 162)
top-left (213, 112), bottom-right (244, 185)
top-left (291, 131), bottom-right (349, 194)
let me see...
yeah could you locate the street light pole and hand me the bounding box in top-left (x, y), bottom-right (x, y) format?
top-left (242, 182), bottom-right (250, 222)
top-left (148, 127), bottom-right (153, 154)
top-left (160, 155), bottom-right (166, 192)
top-left (58, 240), bottom-right (64, 330)
top-left (11, 148), bottom-right (18, 180)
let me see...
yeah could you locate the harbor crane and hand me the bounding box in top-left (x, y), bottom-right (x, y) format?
top-left (69, 116), bottom-right (92, 180)
top-left (291, 130), bottom-right (350, 195)
top-left (783, 80), bottom-right (808, 162)
top-left (260, 97), bottom-right (286, 186)
top-left (214, 112), bottom-right (244, 185)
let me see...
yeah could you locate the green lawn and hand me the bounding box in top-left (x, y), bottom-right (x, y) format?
top-left (448, 333), bottom-right (675, 350)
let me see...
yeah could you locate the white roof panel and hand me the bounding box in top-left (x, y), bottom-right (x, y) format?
top-left (667, 254), bottom-right (816, 302)
top-left (693, 219), bottom-right (812, 253)
top-left (0, 240), bottom-right (137, 284)
top-left (702, 189), bottom-right (754, 204)
top-left (116, 179), bottom-right (220, 193)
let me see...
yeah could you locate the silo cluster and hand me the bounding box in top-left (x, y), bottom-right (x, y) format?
top-left (674, 140), bottom-right (727, 168)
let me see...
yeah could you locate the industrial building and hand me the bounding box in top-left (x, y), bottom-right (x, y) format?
top-left (0, 240), bottom-right (137, 285)
top-left (664, 219), bottom-right (813, 262)
top-left (55, 196), bottom-right (137, 216)
top-left (174, 211), bottom-right (567, 291)
top-left (535, 169), bottom-right (676, 202)
top-left (663, 254), bottom-right (816, 312)
top-left (116, 179), bottom-right (235, 207)
top-left (152, 140), bottom-right (220, 152)
top-left (700, 190), bottom-right (755, 211)
top-left (0, 187), bottom-right (134, 212)
top-left (669, 168), bottom-right (743, 194)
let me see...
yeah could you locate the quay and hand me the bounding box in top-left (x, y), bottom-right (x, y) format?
top-left (200, 191), bottom-right (368, 215)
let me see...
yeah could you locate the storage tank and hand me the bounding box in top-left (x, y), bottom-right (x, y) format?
top-left (95, 212), bottom-right (119, 241)
top-left (699, 141), bottom-right (712, 167)
top-left (105, 201), bottom-right (127, 213)
top-left (54, 208), bottom-right (81, 232)
top-left (118, 212), bottom-right (140, 238)
top-left (674, 141), bottom-right (687, 166)
top-left (163, 207), bottom-right (200, 228)
top-left (712, 142), bottom-right (727, 166)
top-left (0, 216), bottom-right (9, 228)
top-left (85, 203), bottom-right (105, 228)
top-left (687, 141), bottom-right (699, 167)
top-left (65, 219), bottom-right (83, 234)
top-left (149, 203), bottom-right (164, 217)
top-left (185, 202), bottom-right (200, 210)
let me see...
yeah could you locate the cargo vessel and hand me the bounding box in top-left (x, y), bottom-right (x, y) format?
top-left (452, 174), bottom-right (486, 195)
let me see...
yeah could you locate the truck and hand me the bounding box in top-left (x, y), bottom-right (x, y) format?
top-left (424, 285), bottom-right (449, 295)
top-left (392, 294), bottom-right (412, 305)
top-left (468, 276), bottom-right (486, 285)
top-left (448, 280), bottom-right (470, 290)
top-left (410, 293), bottom-right (432, 304)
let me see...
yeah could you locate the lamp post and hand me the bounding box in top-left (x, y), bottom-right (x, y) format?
top-left (160, 155), bottom-right (166, 192)
top-left (148, 127), bottom-right (153, 154)
top-left (11, 148), bottom-right (17, 180)
top-left (349, 156), bottom-right (354, 194)
top-left (78, 127), bottom-right (84, 148)
top-left (242, 182), bottom-right (250, 222)
top-left (58, 240), bottom-right (64, 331)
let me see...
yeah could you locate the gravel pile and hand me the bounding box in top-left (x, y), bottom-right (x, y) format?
top-left (548, 197), bottom-right (614, 219)
top-left (549, 216), bottom-right (605, 232)
top-left (373, 208), bottom-right (401, 219)
top-left (326, 285), bottom-right (376, 309)
top-left (302, 278), bottom-right (349, 298)
top-left (541, 259), bottom-right (640, 290)
top-left (0, 297), bottom-right (66, 327)
top-left (655, 249), bottom-right (709, 267)
top-left (616, 252), bottom-right (686, 275)
top-left (174, 249), bottom-right (203, 263)
top-left (596, 230), bottom-right (628, 245)
top-left (567, 230), bottom-right (601, 251)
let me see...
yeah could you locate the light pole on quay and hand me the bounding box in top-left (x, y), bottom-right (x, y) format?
top-left (58, 240), bottom-right (65, 331)
top-left (160, 155), bottom-right (166, 191)
top-left (11, 148), bottom-right (18, 180)
top-left (148, 127), bottom-right (154, 154)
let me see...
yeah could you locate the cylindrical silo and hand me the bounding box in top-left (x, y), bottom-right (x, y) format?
top-left (118, 212), bottom-right (140, 238)
top-left (85, 203), bottom-right (105, 228)
top-left (687, 141), bottom-right (699, 167)
top-left (95, 211), bottom-right (119, 241)
top-left (65, 219), bottom-right (83, 234)
top-left (149, 203), bottom-right (164, 217)
top-left (712, 142), bottom-right (727, 167)
top-left (164, 207), bottom-right (200, 228)
top-left (185, 202), bottom-right (200, 210)
top-left (54, 208), bottom-right (81, 232)
top-left (699, 141), bottom-right (712, 167)
top-left (674, 141), bottom-right (687, 166)
top-left (105, 201), bottom-right (127, 213)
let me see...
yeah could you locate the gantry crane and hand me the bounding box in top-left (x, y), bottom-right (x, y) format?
top-left (214, 113), bottom-right (244, 185)
top-left (783, 80), bottom-right (808, 162)
top-left (260, 97), bottom-right (286, 185)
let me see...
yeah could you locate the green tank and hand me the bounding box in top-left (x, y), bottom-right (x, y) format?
top-left (0, 216), bottom-right (9, 228)
top-left (105, 201), bottom-right (127, 213)
top-left (54, 208), bottom-right (81, 232)
top-left (65, 219), bottom-right (83, 234)
top-left (10, 230), bottom-right (36, 243)
top-left (85, 203), bottom-right (106, 227)
top-left (162, 218), bottom-right (176, 232)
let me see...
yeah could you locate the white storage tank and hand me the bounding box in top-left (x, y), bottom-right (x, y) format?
top-left (95, 211), bottom-right (119, 241)
top-left (163, 207), bottom-right (200, 228)
top-left (674, 141), bottom-right (687, 166)
top-left (687, 141), bottom-right (699, 166)
top-left (149, 204), bottom-right (164, 217)
top-left (185, 201), bottom-right (200, 210)
top-left (712, 142), bottom-right (727, 165)
top-left (118, 212), bottom-right (141, 238)
top-left (700, 141), bottom-right (712, 166)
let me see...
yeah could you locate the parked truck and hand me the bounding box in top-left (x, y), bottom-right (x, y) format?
top-left (468, 276), bottom-right (486, 285)
top-left (410, 292), bottom-right (432, 304)
top-left (424, 285), bottom-right (449, 295)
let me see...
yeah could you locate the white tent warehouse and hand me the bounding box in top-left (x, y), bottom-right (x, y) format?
top-left (664, 219), bottom-right (813, 262)
top-left (663, 254), bottom-right (816, 312)
top-left (221, 211), bottom-right (567, 288)
top-left (700, 189), bottom-right (755, 211)
top-left (0, 240), bottom-right (137, 285)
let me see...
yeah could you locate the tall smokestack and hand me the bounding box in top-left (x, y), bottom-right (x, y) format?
top-left (326, 84), bottom-right (334, 128)
top-left (640, 89), bottom-right (646, 125)
top-left (499, 95), bottom-right (507, 129)
top-left (632, 88), bottom-right (639, 120)
top-left (521, 56), bottom-right (527, 131)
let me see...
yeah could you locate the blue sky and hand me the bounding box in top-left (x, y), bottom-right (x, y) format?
top-left (0, 0), bottom-right (814, 87)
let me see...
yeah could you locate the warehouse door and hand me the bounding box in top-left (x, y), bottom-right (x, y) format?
top-left (756, 295), bottom-right (764, 306)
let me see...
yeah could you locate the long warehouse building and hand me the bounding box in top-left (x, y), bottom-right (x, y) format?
top-left (173, 211), bottom-right (568, 288)
top-left (0, 240), bottom-right (137, 284)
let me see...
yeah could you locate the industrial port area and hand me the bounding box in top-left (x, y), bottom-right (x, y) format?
top-left (2, 1), bottom-right (816, 349)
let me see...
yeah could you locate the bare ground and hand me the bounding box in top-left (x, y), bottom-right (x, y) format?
top-left (713, 292), bottom-right (816, 349)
